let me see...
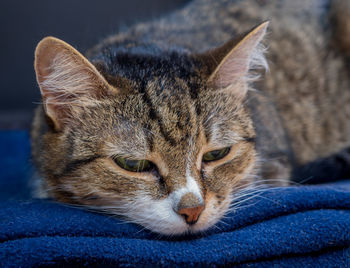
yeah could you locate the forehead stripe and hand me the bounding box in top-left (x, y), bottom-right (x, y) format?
top-left (138, 81), bottom-right (177, 146)
top-left (143, 122), bottom-right (154, 152)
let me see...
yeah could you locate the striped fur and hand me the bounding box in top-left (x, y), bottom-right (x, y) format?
top-left (31, 0), bottom-right (350, 235)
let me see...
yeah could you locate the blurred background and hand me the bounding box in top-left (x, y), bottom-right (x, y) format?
top-left (0, 0), bottom-right (189, 129)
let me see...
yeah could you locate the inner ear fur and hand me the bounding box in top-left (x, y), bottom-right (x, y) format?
top-left (34, 36), bottom-right (116, 130)
top-left (197, 22), bottom-right (269, 92)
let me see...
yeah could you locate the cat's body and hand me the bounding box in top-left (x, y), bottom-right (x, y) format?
top-left (31, 0), bottom-right (350, 235)
top-left (89, 0), bottom-right (350, 171)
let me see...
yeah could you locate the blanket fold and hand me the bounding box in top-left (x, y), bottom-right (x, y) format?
top-left (1, 130), bottom-right (350, 267)
top-left (1, 183), bottom-right (350, 267)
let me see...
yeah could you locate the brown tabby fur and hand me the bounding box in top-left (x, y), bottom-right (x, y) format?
top-left (31, 0), bottom-right (350, 235)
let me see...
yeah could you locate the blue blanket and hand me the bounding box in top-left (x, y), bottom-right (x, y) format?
top-left (1, 130), bottom-right (350, 267)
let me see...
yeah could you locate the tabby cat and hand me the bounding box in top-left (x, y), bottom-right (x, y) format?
top-left (31, 0), bottom-right (350, 235)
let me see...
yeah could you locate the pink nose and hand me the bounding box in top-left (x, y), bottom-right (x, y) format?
top-left (178, 205), bottom-right (205, 225)
top-left (175, 192), bottom-right (205, 225)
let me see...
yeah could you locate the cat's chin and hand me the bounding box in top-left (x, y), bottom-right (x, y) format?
top-left (140, 216), bottom-right (222, 236)
top-left (143, 209), bottom-right (225, 236)
top-left (123, 194), bottom-right (230, 236)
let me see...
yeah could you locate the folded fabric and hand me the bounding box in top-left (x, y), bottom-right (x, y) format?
top-left (1, 182), bottom-right (350, 267)
top-left (1, 130), bottom-right (350, 267)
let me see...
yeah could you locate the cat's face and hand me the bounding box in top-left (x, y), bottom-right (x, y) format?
top-left (33, 23), bottom-right (267, 235)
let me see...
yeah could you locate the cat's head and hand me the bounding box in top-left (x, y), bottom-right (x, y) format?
top-left (32, 22), bottom-right (268, 235)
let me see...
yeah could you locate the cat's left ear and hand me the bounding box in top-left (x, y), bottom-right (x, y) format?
top-left (200, 22), bottom-right (268, 92)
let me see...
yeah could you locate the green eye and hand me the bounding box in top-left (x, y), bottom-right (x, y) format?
top-left (114, 157), bottom-right (153, 172)
top-left (202, 147), bottom-right (230, 162)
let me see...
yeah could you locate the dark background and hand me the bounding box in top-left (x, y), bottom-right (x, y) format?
top-left (0, 0), bottom-right (189, 128)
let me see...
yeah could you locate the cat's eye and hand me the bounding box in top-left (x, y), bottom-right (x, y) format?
top-left (202, 147), bottom-right (230, 162)
top-left (114, 157), bottom-right (154, 172)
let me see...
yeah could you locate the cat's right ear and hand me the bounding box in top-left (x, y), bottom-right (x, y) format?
top-left (34, 37), bottom-right (117, 131)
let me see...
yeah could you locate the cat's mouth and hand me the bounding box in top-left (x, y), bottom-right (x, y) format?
top-left (122, 193), bottom-right (230, 236)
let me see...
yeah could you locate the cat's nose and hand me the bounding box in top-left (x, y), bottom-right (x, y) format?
top-left (178, 206), bottom-right (204, 225)
top-left (175, 192), bottom-right (205, 225)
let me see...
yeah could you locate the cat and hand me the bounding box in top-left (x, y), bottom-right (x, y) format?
top-left (31, 0), bottom-right (350, 235)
